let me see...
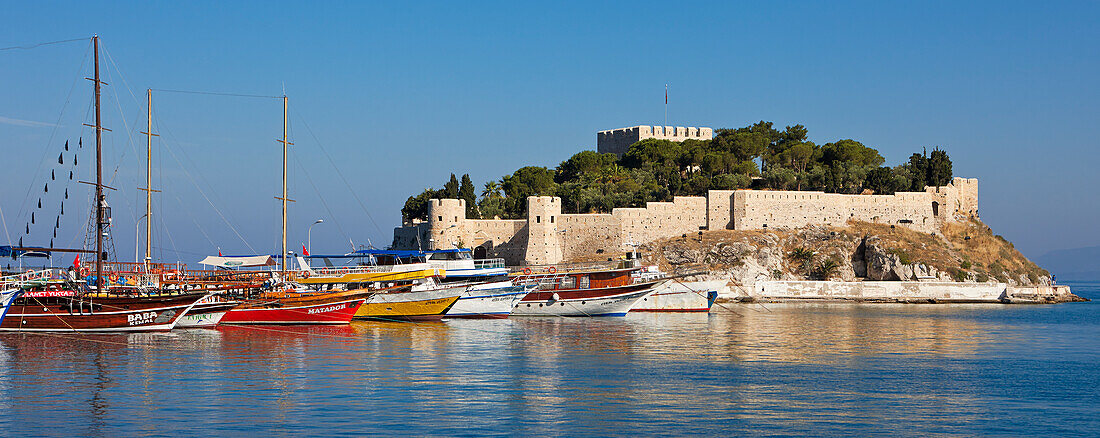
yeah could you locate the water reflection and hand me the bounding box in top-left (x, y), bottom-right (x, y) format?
top-left (0, 298), bottom-right (1096, 436)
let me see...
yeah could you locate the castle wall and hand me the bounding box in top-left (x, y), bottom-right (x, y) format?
top-left (707, 190), bottom-right (736, 230)
top-left (597, 125), bottom-right (714, 156)
top-left (613, 197), bottom-right (708, 244)
top-left (732, 190), bottom-right (936, 233)
top-left (394, 179), bottom-right (977, 265)
top-left (558, 213), bottom-right (620, 262)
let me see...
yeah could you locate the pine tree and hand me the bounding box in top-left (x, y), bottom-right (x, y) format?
top-left (443, 173), bottom-right (460, 198)
top-left (458, 174), bottom-right (480, 218)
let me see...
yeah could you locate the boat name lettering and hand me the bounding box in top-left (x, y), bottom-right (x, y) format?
top-left (128, 312), bottom-right (157, 326)
top-left (307, 304), bottom-right (346, 315)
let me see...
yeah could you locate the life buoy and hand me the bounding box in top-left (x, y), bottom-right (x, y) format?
top-left (79, 267), bottom-right (89, 277)
top-left (547, 267), bottom-right (556, 274)
top-left (522, 267), bottom-right (532, 275)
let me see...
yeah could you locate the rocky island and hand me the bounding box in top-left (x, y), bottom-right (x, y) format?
top-left (394, 122), bottom-right (1084, 304)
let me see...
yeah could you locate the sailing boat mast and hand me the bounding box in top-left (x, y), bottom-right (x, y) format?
top-left (93, 35), bottom-right (104, 290)
top-left (278, 95), bottom-right (292, 275)
top-left (139, 89), bottom-right (159, 262)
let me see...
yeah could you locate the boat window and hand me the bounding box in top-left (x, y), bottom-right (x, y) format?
top-left (579, 276), bottom-right (590, 289)
top-left (429, 253), bottom-right (450, 261)
top-left (458, 251), bottom-right (472, 260)
top-left (560, 276), bottom-right (575, 289)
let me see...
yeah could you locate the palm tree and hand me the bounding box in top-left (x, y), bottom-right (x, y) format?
top-left (481, 180), bottom-right (502, 200)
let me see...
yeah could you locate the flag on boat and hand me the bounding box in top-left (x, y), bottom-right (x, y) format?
top-left (302, 244), bottom-right (309, 256)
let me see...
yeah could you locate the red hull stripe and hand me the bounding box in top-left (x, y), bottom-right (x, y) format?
top-left (221, 299), bottom-right (363, 325)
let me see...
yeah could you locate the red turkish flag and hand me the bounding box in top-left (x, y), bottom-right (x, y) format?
top-left (302, 244), bottom-right (309, 257)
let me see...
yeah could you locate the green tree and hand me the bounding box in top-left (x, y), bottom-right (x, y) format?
top-left (501, 166), bottom-right (558, 218)
top-left (401, 188), bottom-right (439, 223)
top-left (864, 166), bottom-right (897, 194)
top-left (620, 139), bottom-right (682, 170)
top-left (458, 174), bottom-right (479, 218)
top-left (556, 150), bottom-right (618, 183)
top-left (907, 151), bottom-right (928, 191)
top-left (927, 148), bottom-right (953, 187)
top-left (442, 173), bottom-right (460, 198)
top-left (819, 139), bottom-right (884, 167)
top-left (481, 180), bottom-right (502, 200)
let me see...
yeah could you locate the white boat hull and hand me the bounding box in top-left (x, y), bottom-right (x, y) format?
top-left (444, 282), bottom-right (527, 319)
top-left (631, 280), bottom-right (724, 312)
top-left (511, 289), bottom-right (651, 317)
top-left (175, 310), bottom-right (229, 328)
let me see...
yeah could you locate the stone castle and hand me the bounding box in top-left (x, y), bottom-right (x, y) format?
top-left (393, 178), bottom-right (979, 266)
top-left (598, 125), bottom-right (714, 156)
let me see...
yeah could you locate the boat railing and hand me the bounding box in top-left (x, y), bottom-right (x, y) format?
top-left (508, 260), bottom-right (618, 276)
top-left (305, 263), bottom-right (433, 277)
top-left (0, 269), bottom-right (54, 287)
top-left (473, 258), bottom-right (506, 269)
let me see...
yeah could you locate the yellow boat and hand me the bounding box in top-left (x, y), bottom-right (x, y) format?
top-left (295, 266), bottom-right (444, 285)
top-left (354, 284), bottom-right (465, 321)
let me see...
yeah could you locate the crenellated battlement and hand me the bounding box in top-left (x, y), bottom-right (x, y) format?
top-left (597, 125), bottom-right (713, 156)
top-left (394, 179), bottom-right (979, 266)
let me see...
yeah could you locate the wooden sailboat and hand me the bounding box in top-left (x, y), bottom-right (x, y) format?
top-left (219, 95), bottom-right (370, 325)
top-left (0, 36), bottom-right (208, 332)
top-left (511, 267), bottom-right (664, 317)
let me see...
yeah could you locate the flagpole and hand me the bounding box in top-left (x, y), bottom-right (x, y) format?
top-left (660, 83), bottom-right (668, 127)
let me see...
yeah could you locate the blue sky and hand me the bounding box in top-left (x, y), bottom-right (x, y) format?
top-left (0, 1), bottom-right (1097, 264)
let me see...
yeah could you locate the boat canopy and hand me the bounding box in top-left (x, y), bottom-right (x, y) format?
top-left (0, 245), bottom-right (50, 259)
top-left (198, 255), bottom-right (275, 268)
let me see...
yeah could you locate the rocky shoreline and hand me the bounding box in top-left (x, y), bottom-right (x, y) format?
top-left (637, 218), bottom-right (1087, 305)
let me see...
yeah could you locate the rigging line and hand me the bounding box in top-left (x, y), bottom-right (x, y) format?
top-left (148, 107), bottom-right (238, 235)
top-left (156, 129), bottom-right (258, 254)
top-left (16, 39), bottom-right (92, 225)
top-left (164, 187), bottom-right (217, 254)
top-left (150, 112), bottom-right (258, 255)
top-left (0, 203), bottom-right (9, 246)
top-left (294, 111), bottom-right (384, 235)
top-left (151, 246), bottom-right (209, 257)
top-left (101, 51), bottom-right (140, 190)
top-left (288, 145), bottom-right (353, 246)
top-left (149, 88), bottom-right (282, 99)
top-left (0, 37), bottom-right (88, 51)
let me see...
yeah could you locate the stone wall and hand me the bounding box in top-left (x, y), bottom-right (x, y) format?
top-left (597, 125), bottom-right (713, 156)
top-left (732, 190), bottom-right (937, 233)
top-left (392, 179), bottom-right (979, 266)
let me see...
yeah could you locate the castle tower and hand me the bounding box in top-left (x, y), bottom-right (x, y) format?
top-left (427, 198), bottom-right (466, 249)
top-left (524, 196), bottom-right (563, 265)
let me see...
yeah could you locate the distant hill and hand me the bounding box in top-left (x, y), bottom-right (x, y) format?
top-left (1035, 246), bottom-right (1100, 280)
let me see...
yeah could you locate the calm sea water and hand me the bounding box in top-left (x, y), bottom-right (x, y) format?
top-left (0, 282), bottom-right (1097, 437)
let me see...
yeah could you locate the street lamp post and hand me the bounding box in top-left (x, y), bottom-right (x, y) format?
top-left (308, 219), bottom-right (324, 255)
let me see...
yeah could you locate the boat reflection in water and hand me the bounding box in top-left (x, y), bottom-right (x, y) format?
top-left (0, 299), bottom-right (1093, 436)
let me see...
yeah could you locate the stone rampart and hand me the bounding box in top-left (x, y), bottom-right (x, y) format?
top-left (392, 179), bottom-right (979, 266)
top-left (597, 125), bottom-right (713, 156)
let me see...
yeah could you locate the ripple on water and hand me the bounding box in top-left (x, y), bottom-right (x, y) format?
top-left (0, 283), bottom-right (1097, 436)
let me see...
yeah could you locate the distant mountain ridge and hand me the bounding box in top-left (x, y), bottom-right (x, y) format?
top-left (1036, 246), bottom-right (1100, 280)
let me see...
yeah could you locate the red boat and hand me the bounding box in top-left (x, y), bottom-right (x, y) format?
top-left (219, 289), bottom-right (368, 325)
